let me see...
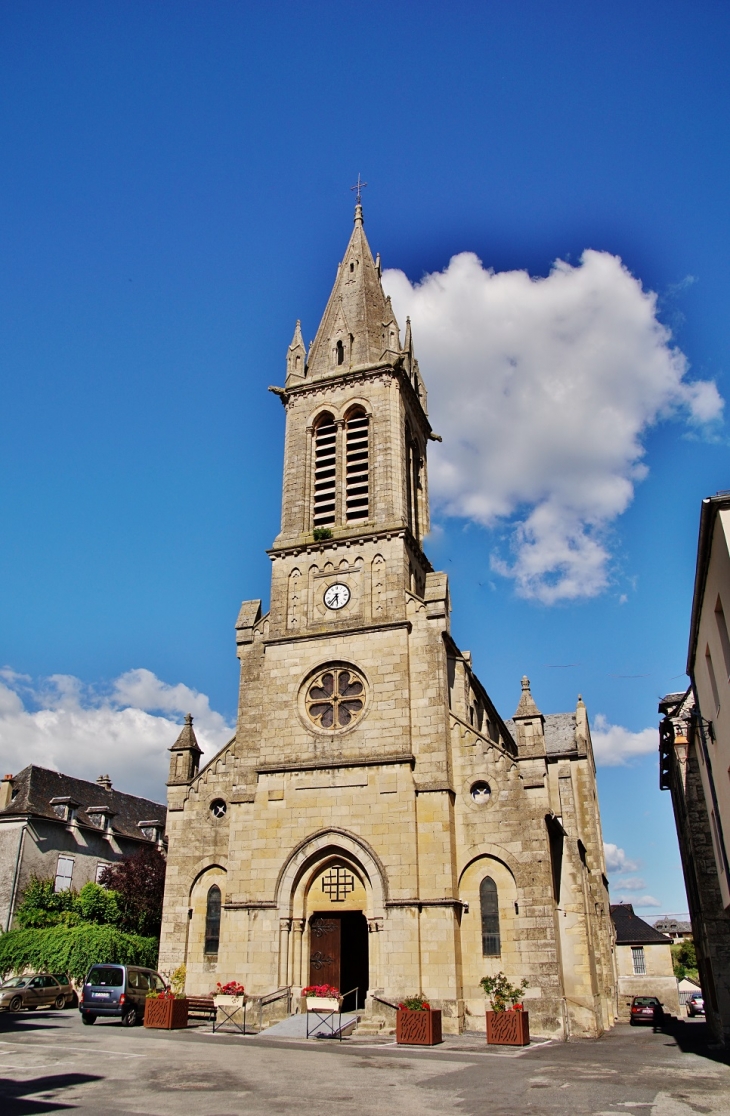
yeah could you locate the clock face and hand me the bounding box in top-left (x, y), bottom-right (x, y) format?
top-left (324, 583), bottom-right (350, 611)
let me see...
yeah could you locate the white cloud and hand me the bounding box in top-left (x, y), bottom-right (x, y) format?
top-left (614, 877), bottom-right (647, 891)
top-left (616, 894), bottom-right (662, 908)
top-left (0, 668), bottom-right (233, 803)
top-left (604, 843), bottom-right (640, 873)
top-left (384, 251), bottom-right (723, 603)
top-left (591, 714), bottom-right (657, 765)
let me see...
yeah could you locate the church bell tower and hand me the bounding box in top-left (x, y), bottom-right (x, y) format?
top-left (263, 202), bottom-right (436, 647)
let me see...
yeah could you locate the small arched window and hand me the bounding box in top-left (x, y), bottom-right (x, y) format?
top-left (480, 876), bottom-right (500, 956)
top-left (313, 414), bottom-right (337, 528)
top-left (205, 885), bottom-right (221, 955)
top-left (336, 339), bottom-right (345, 365)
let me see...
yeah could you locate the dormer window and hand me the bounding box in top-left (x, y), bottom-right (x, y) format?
top-left (50, 796), bottom-right (79, 823)
top-left (138, 819), bottom-right (163, 843)
top-left (87, 806), bottom-right (115, 833)
top-left (336, 339), bottom-right (344, 365)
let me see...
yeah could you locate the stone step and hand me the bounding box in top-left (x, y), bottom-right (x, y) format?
top-left (354, 1017), bottom-right (395, 1035)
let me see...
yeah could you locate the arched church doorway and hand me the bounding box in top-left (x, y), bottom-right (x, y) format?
top-left (305, 860), bottom-right (369, 1008)
top-left (309, 911), bottom-right (368, 1009)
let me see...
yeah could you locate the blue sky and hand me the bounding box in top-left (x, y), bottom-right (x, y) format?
top-left (1, 1), bottom-right (729, 917)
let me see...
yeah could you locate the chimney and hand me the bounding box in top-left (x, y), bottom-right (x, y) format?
top-left (96, 775), bottom-right (113, 791)
top-left (0, 775), bottom-right (13, 811)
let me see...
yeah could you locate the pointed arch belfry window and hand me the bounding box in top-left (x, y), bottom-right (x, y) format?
top-left (480, 876), bottom-right (500, 956)
top-left (313, 414), bottom-right (337, 528)
top-left (345, 409), bottom-right (369, 522)
top-left (205, 885), bottom-right (221, 955)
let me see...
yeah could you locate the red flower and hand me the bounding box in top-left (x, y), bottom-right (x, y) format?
top-left (216, 981), bottom-right (245, 996)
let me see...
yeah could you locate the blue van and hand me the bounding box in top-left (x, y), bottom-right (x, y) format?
top-left (79, 964), bottom-right (167, 1026)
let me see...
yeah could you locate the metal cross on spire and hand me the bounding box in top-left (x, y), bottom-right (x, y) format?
top-left (350, 174), bottom-right (368, 204)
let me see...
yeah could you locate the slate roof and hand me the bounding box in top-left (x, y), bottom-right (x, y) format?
top-left (610, 903), bottom-right (672, 945)
top-left (544, 713), bottom-right (578, 756)
top-left (504, 712), bottom-right (579, 756)
top-left (653, 919), bottom-right (692, 934)
top-left (0, 765), bottom-right (165, 842)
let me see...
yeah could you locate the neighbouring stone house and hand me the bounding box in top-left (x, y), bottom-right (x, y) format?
top-left (610, 903), bottom-right (679, 1020)
top-left (658, 492), bottom-right (730, 1046)
top-left (158, 203), bottom-right (617, 1038)
top-left (652, 917), bottom-right (692, 942)
top-left (0, 765), bottom-right (166, 930)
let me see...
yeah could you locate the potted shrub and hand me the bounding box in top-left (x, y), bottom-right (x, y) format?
top-left (480, 972), bottom-right (530, 1046)
top-left (396, 994), bottom-right (443, 1046)
top-left (302, 984), bottom-right (341, 1012)
top-left (144, 967), bottom-right (189, 1030)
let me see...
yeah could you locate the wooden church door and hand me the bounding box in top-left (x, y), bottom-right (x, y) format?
top-left (308, 915), bottom-right (341, 989)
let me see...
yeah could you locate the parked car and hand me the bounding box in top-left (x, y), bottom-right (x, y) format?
top-left (0, 974), bottom-right (71, 1012)
top-left (686, 991), bottom-right (705, 1016)
top-left (630, 996), bottom-right (664, 1025)
top-left (79, 964), bottom-right (167, 1027)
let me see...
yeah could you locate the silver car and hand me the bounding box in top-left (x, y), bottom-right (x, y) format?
top-left (0, 973), bottom-right (73, 1012)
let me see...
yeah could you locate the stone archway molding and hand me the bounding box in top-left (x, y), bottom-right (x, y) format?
top-left (275, 827), bottom-right (388, 917)
top-left (458, 847), bottom-right (521, 889)
top-left (184, 857), bottom-right (228, 901)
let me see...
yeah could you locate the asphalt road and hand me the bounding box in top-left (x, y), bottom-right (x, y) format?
top-left (0, 1007), bottom-right (727, 1115)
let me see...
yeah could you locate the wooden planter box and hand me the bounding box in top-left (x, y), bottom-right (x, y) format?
top-left (144, 997), bottom-right (189, 1030)
top-left (486, 1010), bottom-right (530, 1046)
top-left (396, 1009), bottom-right (443, 1046)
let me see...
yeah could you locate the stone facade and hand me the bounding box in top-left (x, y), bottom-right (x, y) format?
top-left (659, 686), bottom-right (730, 1045)
top-left (159, 205), bottom-right (616, 1038)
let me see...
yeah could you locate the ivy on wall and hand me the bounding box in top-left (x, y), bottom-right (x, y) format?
top-left (0, 924), bottom-right (158, 982)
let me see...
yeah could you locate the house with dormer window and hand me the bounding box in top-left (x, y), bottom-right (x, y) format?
top-left (0, 765), bottom-right (165, 930)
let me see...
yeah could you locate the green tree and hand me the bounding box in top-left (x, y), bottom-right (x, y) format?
top-left (15, 878), bottom-right (79, 929)
top-left (15, 878), bottom-right (122, 930)
top-left (671, 940), bottom-right (698, 981)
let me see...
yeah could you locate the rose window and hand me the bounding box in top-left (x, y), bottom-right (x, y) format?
top-left (306, 666), bottom-right (365, 730)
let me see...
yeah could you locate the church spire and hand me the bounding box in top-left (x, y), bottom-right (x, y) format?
top-left (167, 713), bottom-right (203, 786)
top-left (285, 319), bottom-right (306, 385)
top-left (304, 203), bottom-right (399, 380)
top-left (513, 676), bottom-right (542, 720)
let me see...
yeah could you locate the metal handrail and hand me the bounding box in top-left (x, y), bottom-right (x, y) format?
top-left (339, 985), bottom-right (360, 1012)
top-left (372, 994), bottom-right (400, 1012)
top-left (254, 985), bottom-right (292, 1031)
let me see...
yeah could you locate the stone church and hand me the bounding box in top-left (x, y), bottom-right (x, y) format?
top-left (159, 204), bottom-right (617, 1038)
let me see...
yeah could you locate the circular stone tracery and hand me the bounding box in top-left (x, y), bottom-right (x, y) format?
top-left (305, 665), bottom-right (365, 730)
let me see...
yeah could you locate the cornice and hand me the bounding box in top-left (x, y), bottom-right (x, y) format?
top-left (268, 524), bottom-right (432, 572)
top-left (275, 362), bottom-right (431, 439)
top-left (262, 618), bottom-right (412, 647)
top-left (255, 753), bottom-right (415, 775)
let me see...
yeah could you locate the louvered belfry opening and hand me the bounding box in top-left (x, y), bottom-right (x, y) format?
top-left (313, 415), bottom-right (337, 527)
top-left (345, 410), bottom-right (369, 522)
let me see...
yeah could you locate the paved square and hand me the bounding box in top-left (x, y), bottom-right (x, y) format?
top-left (0, 1009), bottom-right (728, 1115)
